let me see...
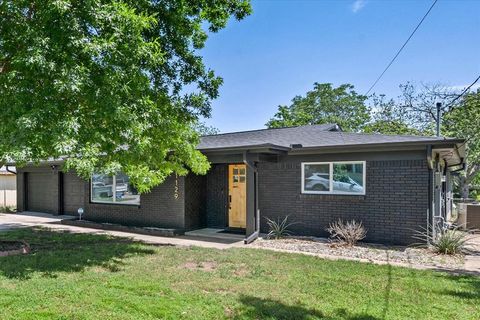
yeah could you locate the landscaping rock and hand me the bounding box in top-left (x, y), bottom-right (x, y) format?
top-left (251, 237), bottom-right (464, 269)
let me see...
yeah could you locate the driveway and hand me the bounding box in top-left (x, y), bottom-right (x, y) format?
top-left (0, 212), bottom-right (243, 249)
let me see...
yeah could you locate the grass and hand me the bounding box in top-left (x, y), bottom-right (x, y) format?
top-left (0, 206), bottom-right (16, 213)
top-left (0, 228), bottom-right (478, 320)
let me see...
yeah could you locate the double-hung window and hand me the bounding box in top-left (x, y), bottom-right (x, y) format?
top-left (91, 172), bottom-right (140, 205)
top-left (302, 161), bottom-right (366, 195)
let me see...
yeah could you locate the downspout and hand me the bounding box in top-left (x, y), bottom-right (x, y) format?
top-left (426, 145), bottom-right (433, 245)
top-left (5, 165), bottom-right (16, 175)
top-left (243, 151), bottom-right (259, 244)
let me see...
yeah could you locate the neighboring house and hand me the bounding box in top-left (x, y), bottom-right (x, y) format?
top-left (0, 166), bottom-right (16, 208)
top-left (13, 124), bottom-right (464, 245)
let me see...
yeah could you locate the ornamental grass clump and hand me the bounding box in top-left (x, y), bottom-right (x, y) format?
top-left (414, 225), bottom-right (469, 255)
top-left (265, 216), bottom-right (298, 240)
top-left (326, 219), bottom-right (367, 246)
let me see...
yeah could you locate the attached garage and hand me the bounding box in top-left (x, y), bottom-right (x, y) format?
top-left (62, 172), bottom-right (85, 215)
top-left (26, 172), bottom-right (58, 214)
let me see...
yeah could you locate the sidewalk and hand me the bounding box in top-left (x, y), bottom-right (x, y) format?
top-left (1, 212), bottom-right (480, 274)
top-left (0, 212), bottom-right (243, 249)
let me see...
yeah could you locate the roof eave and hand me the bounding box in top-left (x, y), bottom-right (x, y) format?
top-left (287, 139), bottom-right (465, 155)
top-left (198, 143), bottom-right (291, 154)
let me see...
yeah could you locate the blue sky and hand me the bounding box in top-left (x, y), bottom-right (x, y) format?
top-left (200, 0), bottom-right (480, 133)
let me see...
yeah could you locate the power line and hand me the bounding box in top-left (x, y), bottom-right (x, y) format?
top-left (365, 0), bottom-right (438, 96)
top-left (445, 74), bottom-right (480, 109)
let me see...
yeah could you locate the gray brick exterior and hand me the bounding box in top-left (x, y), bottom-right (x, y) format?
top-left (205, 164), bottom-right (228, 228)
top-left (16, 149), bottom-right (431, 245)
top-left (184, 174), bottom-right (207, 231)
top-left (257, 152), bottom-right (429, 245)
top-left (62, 172), bottom-right (85, 215)
top-left (84, 175), bottom-right (185, 229)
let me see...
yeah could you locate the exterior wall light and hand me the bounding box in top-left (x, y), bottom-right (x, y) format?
top-left (78, 207), bottom-right (84, 220)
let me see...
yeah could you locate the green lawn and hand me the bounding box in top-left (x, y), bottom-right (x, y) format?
top-left (0, 228), bottom-right (478, 320)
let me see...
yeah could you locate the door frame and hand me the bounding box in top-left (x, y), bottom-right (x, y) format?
top-left (227, 163), bottom-right (247, 229)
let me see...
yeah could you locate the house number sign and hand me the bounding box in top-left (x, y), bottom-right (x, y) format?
top-left (174, 174), bottom-right (179, 200)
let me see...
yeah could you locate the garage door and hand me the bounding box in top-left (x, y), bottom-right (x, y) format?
top-left (27, 172), bottom-right (57, 213)
top-left (63, 172), bottom-right (85, 215)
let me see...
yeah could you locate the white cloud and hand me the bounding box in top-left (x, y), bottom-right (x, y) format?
top-left (447, 84), bottom-right (480, 91)
top-left (351, 0), bottom-right (367, 13)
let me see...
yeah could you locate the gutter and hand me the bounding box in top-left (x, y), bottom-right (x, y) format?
top-left (199, 143), bottom-right (291, 154)
top-left (288, 139), bottom-right (465, 155)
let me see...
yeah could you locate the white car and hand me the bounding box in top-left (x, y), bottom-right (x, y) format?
top-left (306, 173), bottom-right (363, 193)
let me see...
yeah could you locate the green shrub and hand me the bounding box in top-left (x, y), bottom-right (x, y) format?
top-left (265, 216), bottom-right (298, 240)
top-left (0, 206), bottom-right (16, 213)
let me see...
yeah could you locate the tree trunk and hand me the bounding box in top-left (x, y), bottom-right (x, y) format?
top-left (459, 175), bottom-right (470, 199)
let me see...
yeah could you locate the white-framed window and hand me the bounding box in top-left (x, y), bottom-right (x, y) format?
top-left (301, 161), bottom-right (366, 195)
top-left (91, 172), bottom-right (140, 205)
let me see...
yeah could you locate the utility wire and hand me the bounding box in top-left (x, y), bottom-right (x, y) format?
top-left (365, 0), bottom-right (438, 96)
top-left (445, 74), bottom-right (480, 109)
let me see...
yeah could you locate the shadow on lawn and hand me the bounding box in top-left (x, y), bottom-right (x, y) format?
top-left (437, 273), bottom-right (480, 300)
top-left (0, 227), bottom-right (156, 280)
top-left (236, 295), bottom-right (381, 320)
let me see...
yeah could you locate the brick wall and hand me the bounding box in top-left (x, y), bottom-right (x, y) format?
top-left (62, 172), bottom-right (86, 215)
top-left (258, 153), bottom-right (429, 245)
top-left (205, 164), bottom-right (228, 228)
top-left (84, 175), bottom-right (185, 229)
top-left (184, 174), bottom-right (207, 231)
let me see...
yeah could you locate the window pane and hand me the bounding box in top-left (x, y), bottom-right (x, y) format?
top-left (115, 172), bottom-right (140, 205)
top-left (239, 168), bottom-right (245, 175)
top-left (92, 174), bottom-right (114, 202)
top-left (304, 164), bottom-right (330, 192)
top-left (332, 163), bottom-right (364, 194)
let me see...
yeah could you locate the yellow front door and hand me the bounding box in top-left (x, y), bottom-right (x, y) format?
top-left (228, 164), bottom-right (247, 228)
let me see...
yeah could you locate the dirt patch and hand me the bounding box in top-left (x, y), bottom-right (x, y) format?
top-left (0, 241), bottom-right (30, 257)
top-left (224, 306), bottom-right (235, 318)
top-left (181, 261), bottom-right (218, 272)
top-left (233, 264), bottom-right (249, 277)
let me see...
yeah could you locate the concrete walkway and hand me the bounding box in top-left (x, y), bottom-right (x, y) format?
top-left (0, 212), bottom-right (243, 249)
top-left (1, 212), bottom-right (480, 274)
top-left (464, 234), bottom-right (480, 274)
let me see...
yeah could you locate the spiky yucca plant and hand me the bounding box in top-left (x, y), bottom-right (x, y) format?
top-left (414, 225), bottom-right (469, 255)
top-left (265, 216), bottom-right (298, 240)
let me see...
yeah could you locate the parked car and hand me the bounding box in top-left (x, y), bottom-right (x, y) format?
top-left (305, 173), bottom-right (363, 193)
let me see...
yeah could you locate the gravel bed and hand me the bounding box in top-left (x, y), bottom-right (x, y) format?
top-left (251, 237), bottom-right (464, 269)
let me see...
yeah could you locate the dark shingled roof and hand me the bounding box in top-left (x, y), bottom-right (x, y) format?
top-left (198, 124), bottom-right (461, 151)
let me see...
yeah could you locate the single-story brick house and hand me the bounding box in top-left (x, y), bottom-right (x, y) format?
top-left (13, 124), bottom-right (464, 245)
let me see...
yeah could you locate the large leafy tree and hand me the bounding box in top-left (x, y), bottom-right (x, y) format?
top-left (363, 94), bottom-right (422, 135)
top-left (266, 83), bottom-right (370, 132)
top-left (0, 0), bottom-right (251, 192)
top-left (363, 83), bottom-right (456, 136)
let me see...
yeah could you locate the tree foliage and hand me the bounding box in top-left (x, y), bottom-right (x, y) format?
top-left (0, 0), bottom-right (251, 192)
top-left (363, 94), bottom-right (422, 135)
top-left (193, 121), bottom-right (220, 136)
top-left (266, 83), bottom-right (370, 132)
top-left (443, 90), bottom-right (480, 198)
